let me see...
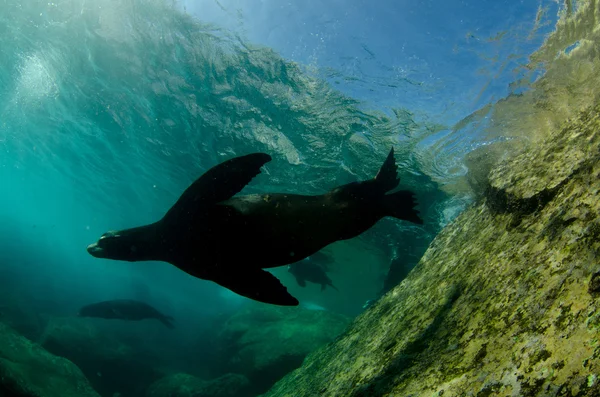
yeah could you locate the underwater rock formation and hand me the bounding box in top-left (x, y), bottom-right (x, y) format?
top-left (0, 322), bottom-right (100, 397)
top-left (262, 103), bottom-right (600, 396)
top-left (146, 373), bottom-right (250, 397)
top-left (39, 317), bottom-right (163, 397)
top-left (215, 305), bottom-right (350, 395)
top-left (0, 298), bottom-right (47, 342)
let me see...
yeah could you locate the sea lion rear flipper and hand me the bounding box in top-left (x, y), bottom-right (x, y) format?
top-left (162, 153), bottom-right (272, 223)
top-left (383, 190), bottom-right (423, 224)
top-left (211, 269), bottom-right (299, 306)
top-left (158, 315), bottom-right (175, 329)
top-left (376, 148), bottom-right (423, 225)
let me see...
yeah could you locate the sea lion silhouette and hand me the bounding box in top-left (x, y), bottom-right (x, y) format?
top-left (78, 299), bottom-right (174, 329)
top-left (288, 258), bottom-right (338, 292)
top-left (381, 255), bottom-right (414, 295)
top-left (87, 148), bottom-right (422, 306)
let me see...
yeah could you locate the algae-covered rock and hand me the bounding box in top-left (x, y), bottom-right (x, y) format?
top-left (216, 305), bottom-right (350, 394)
top-left (262, 103), bottom-right (600, 396)
top-left (146, 373), bottom-right (249, 397)
top-left (39, 316), bottom-right (161, 397)
top-left (486, 105), bottom-right (600, 217)
top-left (0, 322), bottom-right (100, 397)
top-left (0, 299), bottom-right (47, 342)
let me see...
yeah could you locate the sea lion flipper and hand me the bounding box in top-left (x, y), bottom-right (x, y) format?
top-left (374, 147), bottom-right (399, 192)
top-left (211, 269), bottom-right (299, 306)
top-left (383, 190), bottom-right (423, 224)
top-left (163, 153), bottom-right (272, 223)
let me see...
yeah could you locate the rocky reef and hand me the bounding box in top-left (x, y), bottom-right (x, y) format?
top-left (0, 297), bottom-right (348, 397)
top-left (0, 322), bottom-right (100, 397)
top-left (214, 304), bottom-right (350, 395)
top-left (262, 103), bottom-right (600, 396)
top-left (38, 317), bottom-right (163, 397)
top-left (146, 373), bottom-right (250, 397)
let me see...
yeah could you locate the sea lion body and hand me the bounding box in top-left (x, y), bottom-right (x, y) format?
top-left (288, 258), bottom-right (338, 291)
top-left (88, 149), bottom-right (422, 306)
top-left (78, 299), bottom-right (174, 329)
top-left (195, 189), bottom-right (379, 269)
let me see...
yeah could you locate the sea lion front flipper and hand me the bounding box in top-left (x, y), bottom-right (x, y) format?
top-left (374, 147), bottom-right (400, 192)
top-left (211, 269), bottom-right (299, 306)
top-left (162, 153), bottom-right (272, 223)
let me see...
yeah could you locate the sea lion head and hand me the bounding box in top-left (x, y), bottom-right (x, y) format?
top-left (87, 230), bottom-right (139, 261)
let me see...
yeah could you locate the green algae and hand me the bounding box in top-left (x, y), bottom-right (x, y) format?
top-left (261, 100), bottom-right (600, 397)
top-left (146, 373), bottom-right (250, 397)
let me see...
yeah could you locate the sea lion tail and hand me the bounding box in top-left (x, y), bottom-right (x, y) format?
top-left (383, 190), bottom-right (423, 225)
top-left (158, 315), bottom-right (175, 329)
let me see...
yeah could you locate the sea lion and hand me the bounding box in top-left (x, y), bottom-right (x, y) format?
top-left (87, 148), bottom-right (422, 306)
top-left (78, 299), bottom-right (174, 329)
top-left (288, 257), bottom-right (338, 292)
top-left (381, 256), bottom-right (414, 295)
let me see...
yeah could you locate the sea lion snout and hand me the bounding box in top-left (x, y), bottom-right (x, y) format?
top-left (87, 242), bottom-right (104, 257)
top-left (87, 231), bottom-right (122, 258)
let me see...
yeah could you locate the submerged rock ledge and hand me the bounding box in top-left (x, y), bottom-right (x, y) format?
top-left (486, 104), bottom-right (600, 218)
top-left (0, 322), bottom-right (100, 397)
top-left (262, 104), bottom-right (600, 396)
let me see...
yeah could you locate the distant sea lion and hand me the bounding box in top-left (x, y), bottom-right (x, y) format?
top-left (288, 257), bottom-right (338, 292)
top-left (78, 299), bottom-right (174, 329)
top-left (381, 256), bottom-right (414, 295)
top-left (87, 148), bottom-right (422, 306)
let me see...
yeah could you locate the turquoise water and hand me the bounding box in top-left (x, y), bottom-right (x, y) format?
top-left (0, 0), bottom-right (571, 396)
top-left (0, 0), bottom-right (455, 315)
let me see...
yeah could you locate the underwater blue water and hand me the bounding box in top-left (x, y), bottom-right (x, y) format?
top-left (0, 0), bottom-right (561, 320)
top-left (179, 0), bottom-right (561, 211)
top-left (182, 0), bottom-right (559, 121)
